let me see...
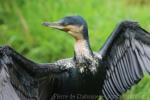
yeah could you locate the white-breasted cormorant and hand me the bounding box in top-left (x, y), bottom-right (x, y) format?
top-left (0, 16), bottom-right (150, 100)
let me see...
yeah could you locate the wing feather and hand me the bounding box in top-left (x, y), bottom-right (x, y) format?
top-left (0, 55), bottom-right (21, 100)
top-left (0, 46), bottom-right (73, 100)
top-left (100, 21), bottom-right (150, 99)
top-left (0, 53), bottom-right (38, 100)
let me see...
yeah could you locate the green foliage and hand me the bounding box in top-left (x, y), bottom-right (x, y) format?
top-left (0, 0), bottom-right (150, 99)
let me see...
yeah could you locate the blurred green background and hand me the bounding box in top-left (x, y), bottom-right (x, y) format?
top-left (0, 0), bottom-right (150, 99)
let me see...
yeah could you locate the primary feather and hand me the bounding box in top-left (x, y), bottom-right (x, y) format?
top-left (101, 21), bottom-right (150, 99)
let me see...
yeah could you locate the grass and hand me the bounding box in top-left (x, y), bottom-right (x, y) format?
top-left (0, 0), bottom-right (150, 99)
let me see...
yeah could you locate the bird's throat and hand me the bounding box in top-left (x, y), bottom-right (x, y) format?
top-left (74, 39), bottom-right (93, 62)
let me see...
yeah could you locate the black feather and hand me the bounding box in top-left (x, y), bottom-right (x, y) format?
top-left (101, 21), bottom-right (150, 99)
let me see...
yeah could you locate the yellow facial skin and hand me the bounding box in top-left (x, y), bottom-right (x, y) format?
top-left (63, 25), bottom-right (84, 40)
top-left (43, 21), bottom-right (84, 40)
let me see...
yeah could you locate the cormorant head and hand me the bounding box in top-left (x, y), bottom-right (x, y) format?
top-left (43, 16), bottom-right (88, 40)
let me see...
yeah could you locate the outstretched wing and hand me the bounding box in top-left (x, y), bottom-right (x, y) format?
top-left (99, 21), bottom-right (150, 99)
top-left (0, 49), bottom-right (38, 100)
top-left (0, 46), bottom-right (69, 100)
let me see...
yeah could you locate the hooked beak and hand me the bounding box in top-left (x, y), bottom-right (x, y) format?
top-left (42, 20), bottom-right (65, 30)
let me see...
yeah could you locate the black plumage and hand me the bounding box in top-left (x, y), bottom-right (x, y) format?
top-left (0, 16), bottom-right (150, 100)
